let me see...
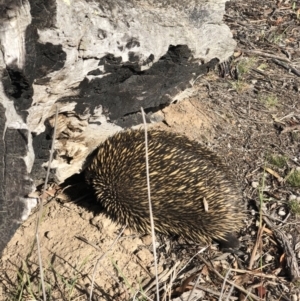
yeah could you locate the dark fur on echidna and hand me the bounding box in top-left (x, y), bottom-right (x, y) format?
top-left (85, 129), bottom-right (245, 248)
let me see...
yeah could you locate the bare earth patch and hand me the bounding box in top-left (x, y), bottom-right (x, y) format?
top-left (1, 0), bottom-right (300, 300)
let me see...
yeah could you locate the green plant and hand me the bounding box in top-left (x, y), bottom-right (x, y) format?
top-left (259, 93), bottom-right (278, 108)
top-left (231, 80), bottom-right (250, 93)
top-left (110, 258), bottom-right (150, 301)
top-left (288, 200), bottom-right (300, 215)
top-left (287, 170), bottom-right (300, 187)
top-left (7, 256), bottom-right (90, 301)
top-left (111, 257), bottom-right (135, 296)
top-left (272, 32), bottom-right (284, 44)
top-left (10, 262), bottom-right (46, 301)
top-left (257, 63), bottom-right (268, 70)
top-left (230, 58), bottom-right (256, 93)
top-left (267, 154), bottom-right (287, 168)
top-left (236, 57), bottom-right (257, 76)
top-left (292, 2), bottom-right (300, 19)
top-left (51, 258), bottom-right (89, 301)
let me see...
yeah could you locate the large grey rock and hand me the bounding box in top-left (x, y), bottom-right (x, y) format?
top-left (0, 0), bottom-right (236, 254)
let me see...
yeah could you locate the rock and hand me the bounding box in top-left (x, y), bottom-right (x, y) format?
top-left (0, 0), bottom-right (236, 254)
top-left (136, 249), bottom-right (153, 263)
top-left (141, 235), bottom-right (153, 246)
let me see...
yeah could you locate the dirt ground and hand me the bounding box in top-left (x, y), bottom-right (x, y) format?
top-left (1, 0), bottom-right (300, 300)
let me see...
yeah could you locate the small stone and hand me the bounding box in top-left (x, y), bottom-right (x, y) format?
top-left (121, 237), bottom-right (142, 253)
top-left (136, 249), bottom-right (152, 262)
top-left (91, 214), bottom-right (117, 232)
top-left (252, 181), bottom-right (259, 188)
top-left (297, 250), bottom-right (300, 259)
top-left (123, 228), bottom-right (134, 236)
top-left (291, 294), bottom-right (297, 301)
top-left (149, 264), bottom-right (164, 275)
top-left (251, 230), bottom-right (256, 236)
top-left (278, 208), bottom-right (286, 216)
top-left (141, 235), bottom-right (152, 246)
top-left (289, 195), bottom-right (297, 201)
top-left (150, 111), bottom-right (164, 123)
top-left (264, 254), bottom-right (273, 263)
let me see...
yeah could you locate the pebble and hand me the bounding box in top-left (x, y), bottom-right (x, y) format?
top-left (141, 235), bottom-right (152, 246)
top-left (121, 237), bottom-right (142, 253)
top-left (149, 264), bottom-right (164, 275)
top-left (136, 249), bottom-right (152, 262)
top-left (278, 208), bottom-right (286, 216)
top-left (289, 195), bottom-right (297, 201)
top-left (123, 228), bottom-right (134, 236)
top-left (264, 254), bottom-right (273, 263)
top-left (252, 181), bottom-right (259, 188)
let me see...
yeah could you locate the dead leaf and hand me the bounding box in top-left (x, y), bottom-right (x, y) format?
top-left (264, 167), bottom-right (283, 182)
top-left (279, 253), bottom-right (285, 264)
top-left (171, 272), bottom-right (199, 297)
top-left (201, 265), bottom-right (209, 277)
top-left (256, 285), bottom-right (267, 298)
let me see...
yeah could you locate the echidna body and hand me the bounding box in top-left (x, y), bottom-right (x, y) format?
top-left (85, 129), bottom-right (244, 248)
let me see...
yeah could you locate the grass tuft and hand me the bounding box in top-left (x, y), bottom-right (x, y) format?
top-left (236, 57), bottom-right (257, 76)
top-left (267, 154), bottom-right (287, 169)
top-left (287, 170), bottom-right (300, 187)
top-left (259, 93), bottom-right (278, 108)
top-left (288, 200), bottom-right (300, 215)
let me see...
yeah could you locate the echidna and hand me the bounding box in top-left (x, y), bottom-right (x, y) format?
top-left (85, 129), bottom-right (245, 248)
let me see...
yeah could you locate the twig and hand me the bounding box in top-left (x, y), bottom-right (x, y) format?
top-left (248, 224), bottom-right (266, 270)
top-left (75, 236), bottom-right (102, 251)
top-left (219, 269), bottom-right (232, 301)
top-left (281, 124), bottom-right (300, 134)
top-left (238, 49), bottom-right (291, 63)
top-left (260, 212), bottom-right (300, 281)
top-left (230, 268), bottom-right (279, 279)
top-left (198, 255), bottom-right (263, 301)
top-left (187, 273), bottom-right (201, 301)
top-left (270, 143), bottom-right (300, 166)
top-left (225, 284), bottom-right (235, 301)
top-left (143, 261), bottom-right (181, 294)
top-left (196, 284), bottom-right (238, 301)
top-left (141, 107), bottom-right (160, 301)
top-left (35, 105), bottom-right (58, 301)
top-left (177, 247), bottom-right (208, 275)
top-left (272, 59), bottom-right (300, 77)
